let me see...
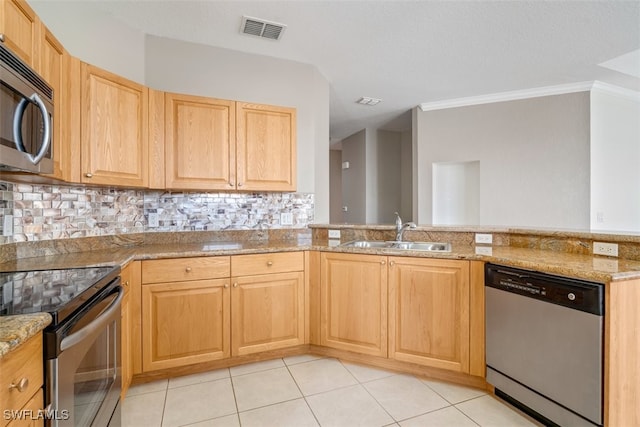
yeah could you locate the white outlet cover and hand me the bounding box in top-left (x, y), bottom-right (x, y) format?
top-left (280, 212), bottom-right (294, 225)
top-left (475, 233), bottom-right (493, 244)
top-left (2, 215), bottom-right (13, 236)
top-left (148, 212), bottom-right (159, 228)
top-left (328, 229), bottom-right (341, 239)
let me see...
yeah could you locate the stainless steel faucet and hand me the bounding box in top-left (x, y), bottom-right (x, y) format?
top-left (394, 212), bottom-right (416, 242)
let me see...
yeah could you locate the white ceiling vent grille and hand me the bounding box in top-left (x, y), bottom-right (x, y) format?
top-left (241, 16), bottom-right (286, 41)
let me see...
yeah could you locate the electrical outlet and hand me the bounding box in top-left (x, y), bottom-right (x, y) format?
top-left (2, 215), bottom-right (13, 236)
top-left (593, 242), bottom-right (618, 257)
top-left (328, 229), bottom-right (341, 239)
top-left (148, 211), bottom-right (159, 228)
top-left (475, 246), bottom-right (493, 256)
top-left (280, 212), bottom-right (293, 226)
top-left (475, 233), bottom-right (493, 244)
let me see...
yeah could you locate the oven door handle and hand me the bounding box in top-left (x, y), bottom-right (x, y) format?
top-left (60, 286), bottom-right (123, 351)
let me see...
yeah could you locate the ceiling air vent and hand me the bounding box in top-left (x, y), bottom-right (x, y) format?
top-left (241, 16), bottom-right (286, 41)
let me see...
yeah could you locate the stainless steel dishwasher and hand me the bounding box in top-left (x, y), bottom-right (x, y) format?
top-left (485, 263), bottom-right (604, 427)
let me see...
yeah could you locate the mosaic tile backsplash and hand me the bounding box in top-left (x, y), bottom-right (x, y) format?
top-left (0, 181), bottom-right (314, 244)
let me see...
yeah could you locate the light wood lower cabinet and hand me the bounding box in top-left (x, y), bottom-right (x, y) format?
top-left (140, 253), bottom-right (306, 372)
top-left (320, 252), bottom-right (388, 357)
top-left (141, 257), bottom-right (231, 372)
top-left (388, 257), bottom-right (470, 373)
top-left (231, 270), bottom-right (304, 356)
top-left (0, 334), bottom-right (43, 427)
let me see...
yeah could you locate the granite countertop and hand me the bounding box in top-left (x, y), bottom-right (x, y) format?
top-left (3, 237), bottom-right (640, 358)
top-left (2, 238), bottom-right (640, 283)
top-left (0, 313), bottom-right (51, 358)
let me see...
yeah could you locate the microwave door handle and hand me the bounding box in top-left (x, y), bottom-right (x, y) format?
top-left (60, 287), bottom-right (123, 352)
top-left (12, 93), bottom-right (52, 165)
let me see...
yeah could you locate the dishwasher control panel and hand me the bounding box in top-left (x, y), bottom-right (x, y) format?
top-left (485, 264), bottom-right (604, 315)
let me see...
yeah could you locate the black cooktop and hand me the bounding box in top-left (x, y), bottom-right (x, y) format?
top-left (0, 265), bottom-right (120, 324)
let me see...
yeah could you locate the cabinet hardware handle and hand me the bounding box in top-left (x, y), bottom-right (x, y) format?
top-left (0, 34), bottom-right (5, 43)
top-left (267, 261), bottom-right (273, 266)
top-left (238, 182), bottom-right (243, 187)
top-left (233, 283), bottom-right (238, 288)
top-left (124, 280), bottom-right (130, 286)
top-left (85, 173), bottom-right (93, 178)
top-left (224, 284), bottom-right (229, 288)
top-left (381, 260), bottom-right (386, 265)
top-left (8, 378), bottom-right (28, 392)
top-left (185, 267), bottom-right (192, 273)
top-left (228, 182), bottom-right (234, 187)
top-left (389, 261), bottom-right (395, 266)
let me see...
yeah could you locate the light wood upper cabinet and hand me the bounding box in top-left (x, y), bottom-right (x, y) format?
top-left (320, 252), bottom-right (388, 357)
top-left (36, 25), bottom-right (68, 181)
top-left (0, 0), bottom-right (38, 67)
top-left (81, 63), bottom-right (149, 187)
top-left (164, 92), bottom-right (236, 190)
top-left (388, 257), bottom-right (470, 373)
top-left (236, 102), bottom-right (296, 191)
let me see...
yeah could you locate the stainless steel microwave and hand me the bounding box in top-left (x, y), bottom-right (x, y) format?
top-left (0, 42), bottom-right (54, 174)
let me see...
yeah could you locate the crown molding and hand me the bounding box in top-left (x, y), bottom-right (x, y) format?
top-left (419, 81), bottom-right (640, 111)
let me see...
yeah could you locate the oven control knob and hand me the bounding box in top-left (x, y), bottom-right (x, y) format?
top-left (9, 377), bottom-right (29, 392)
top-left (568, 293), bottom-right (576, 301)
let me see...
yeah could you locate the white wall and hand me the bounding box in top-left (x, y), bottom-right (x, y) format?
top-left (30, 1), bottom-right (146, 83)
top-left (433, 161), bottom-right (480, 225)
top-left (590, 90), bottom-right (640, 232)
top-left (415, 92), bottom-right (591, 228)
top-left (145, 36), bottom-right (329, 219)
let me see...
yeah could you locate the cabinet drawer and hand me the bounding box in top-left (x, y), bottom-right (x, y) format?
top-left (142, 257), bottom-right (230, 283)
top-left (7, 388), bottom-right (43, 427)
top-left (232, 252), bottom-right (304, 276)
top-left (0, 334), bottom-right (43, 422)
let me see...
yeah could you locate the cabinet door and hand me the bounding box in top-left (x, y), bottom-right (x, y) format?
top-left (142, 279), bottom-right (230, 372)
top-left (165, 92), bottom-right (235, 190)
top-left (37, 25), bottom-right (67, 181)
top-left (236, 102), bottom-right (296, 191)
top-left (231, 271), bottom-right (304, 356)
top-left (388, 257), bottom-right (470, 373)
top-left (320, 253), bottom-right (388, 357)
top-left (81, 63), bottom-right (149, 187)
top-left (0, 0), bottom-right (38, 66)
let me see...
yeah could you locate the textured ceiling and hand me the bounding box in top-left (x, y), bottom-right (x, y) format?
top-left (55, 1), bottom-right (640, 142)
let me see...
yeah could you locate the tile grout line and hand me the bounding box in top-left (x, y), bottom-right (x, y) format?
top-left (283, 357), bottom-right (323, 426)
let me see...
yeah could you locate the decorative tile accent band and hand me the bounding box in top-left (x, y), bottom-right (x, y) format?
top-left (0, 181), bottom-right (313, 244)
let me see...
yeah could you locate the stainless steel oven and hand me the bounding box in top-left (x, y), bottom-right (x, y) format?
top-left (0, 266), bottom-right (122, 427)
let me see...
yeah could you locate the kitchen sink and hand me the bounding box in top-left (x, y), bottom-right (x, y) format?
top-left (340, 240), bottom-right (452, 252)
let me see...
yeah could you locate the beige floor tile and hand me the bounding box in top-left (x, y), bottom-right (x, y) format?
top-left (306, 384), bottom-right (395, 427)
top-left (239, 398), bottom-right (319, 427)
top-left (162, 378), bottom-right (237, 427)
top-left (232, 367), bottom-right (302, 411)
top-left (127, 379), bottom-right (168, 396)
top-left (169, 368), bottom-right (230, 389)
top-left (283, 354), bottom-right (325, 365)
top-left (288, 358), bottom-right (358, 396)
top-left (180, 414), bottom-right (240, 427)
top-left (122, 390), bottom-right (165, 427)
top-left (341, 361), bottom-right (397, 383)
top-left (421, 379), bottom-right (486, 404)
top-left (229, 358), bottom-right (285, 376)
top-left (456, 395), bottom-right (538, 427)
top-left (363, 375), bottom-right (449, 421)
top-left (399, 406), bottom-right (478, 427)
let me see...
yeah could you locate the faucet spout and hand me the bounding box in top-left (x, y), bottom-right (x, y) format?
top-left (396, 221), bottom-right (416, 242)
